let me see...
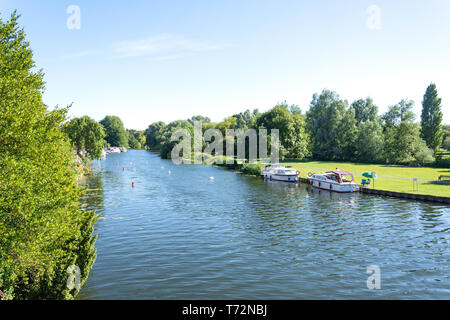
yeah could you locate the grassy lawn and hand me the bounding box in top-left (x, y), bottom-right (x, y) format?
top-left (439, 148), bottom-right (450, 159)
top-left (282, 160), bottom-right (450, 197)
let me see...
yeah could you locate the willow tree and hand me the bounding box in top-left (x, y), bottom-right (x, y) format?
top-left (0, 12), bottom-right (98, 300)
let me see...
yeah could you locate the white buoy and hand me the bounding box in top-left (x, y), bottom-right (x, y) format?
top-left (168, 170), bottom-right (171, 175)
top-left (210, 176), bottom-right (215, 180)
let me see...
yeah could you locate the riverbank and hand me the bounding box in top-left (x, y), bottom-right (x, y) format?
top-left (154, 152), bottom-right (450, 201)
top-left (73, 154), bottom-right (93, 179)
top-left (283, 160), bottom-right (449, 198)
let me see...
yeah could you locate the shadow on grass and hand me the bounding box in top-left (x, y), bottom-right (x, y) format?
top-left (424, 181), bottom-right (450, 186)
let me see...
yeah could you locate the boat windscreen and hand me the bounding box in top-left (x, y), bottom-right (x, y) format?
top-left (341, 174), bottom-right (354, 182)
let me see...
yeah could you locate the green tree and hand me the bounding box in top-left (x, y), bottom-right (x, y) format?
top-left (100, 116), bottom-right (128, 147)
top-left (421, 83), bottom-right (443, 155)
top-left (257, 103), bottom-right (310, 160)
top-left (288, 113), bottom-right (311, 159)
top-left (410, 135), bottom-right (435, 165)
top-left (232, 109), bottom-right (262, 129)
top-left (233, 110), bottom-right (253, 129)
top-left (289, 105), bottom-right (302, 116)
top-left (354, 120), bottom-right (384, 163)
top-left (0, 12), bottom-right (98, 300)
top-left (64, 116), bottom-right (106, 159)
top-left (442, 125), bottom-right (450, 143)
top-left (306, 90), bottom-right (349, 160)
top-left (188, 115), bottom-right (211, 125)
top-left (336, 107), bottom-right (358, 160)
top-left (144, 121), bottom-right (166, 150)
top-left (351, 98), bottom-right (378, 124)
top-left (443, 136), bottom-right (450, 151)
top-left (159, 120), bottom-right (194, 159)
top-left (382, 100), bottom-right (434, 164)
top-left (127, 129), bottom-right (146, 150)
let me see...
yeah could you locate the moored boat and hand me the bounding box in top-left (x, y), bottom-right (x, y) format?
top-left (308, 170), bottom-right (359, 193)
top-left (262, 164), bottom-right (300, 183)
top-left (105, 147), bottom-right (121, 154)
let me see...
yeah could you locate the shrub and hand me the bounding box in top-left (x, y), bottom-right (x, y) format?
top-left (444, 137), bottom-right (450, 151)
top-left (240, 164), bottom-right (262, 176)
top-left (0, 12), bottom-right (98, 300)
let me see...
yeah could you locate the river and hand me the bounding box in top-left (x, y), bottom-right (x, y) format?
top-left (78, 150), bottom-right (450, 299)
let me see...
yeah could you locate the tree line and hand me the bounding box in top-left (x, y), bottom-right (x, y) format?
top-left (77, 82), bottom-right (446, 168)
top-left (63, 115), bottom-right (147, 160)
top-left (142, 86), bottom-right (446, 167)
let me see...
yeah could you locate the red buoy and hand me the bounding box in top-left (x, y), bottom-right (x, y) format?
top-left (123, 168), bottom-right (125, 172)
top-left (132, 182), bottom-right (135, 188)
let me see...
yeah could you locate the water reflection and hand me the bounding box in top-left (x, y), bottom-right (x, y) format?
top-left (80, 169), bottom-right (104, 214)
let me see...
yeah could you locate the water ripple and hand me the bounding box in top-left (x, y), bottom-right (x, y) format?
top-left (78, 151), bottom-right (450, 300)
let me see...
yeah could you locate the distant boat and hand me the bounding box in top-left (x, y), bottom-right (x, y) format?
top-left (106, 147), bottom-right (121, 154)
top-left (262, 164), bottom-right (299, 183)
top-left (104, 147), bottom-right (127, 155)
top-left (308, 171), bottom-right (359, 193)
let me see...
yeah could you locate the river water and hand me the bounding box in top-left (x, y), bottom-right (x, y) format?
top-left (78, 150), bottom-right (450, 299)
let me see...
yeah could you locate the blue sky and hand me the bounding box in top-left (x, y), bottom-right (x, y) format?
top-left (1, 0), bottom-right (449, 130)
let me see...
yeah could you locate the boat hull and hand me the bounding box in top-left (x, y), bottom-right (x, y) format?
top-left (263, 173), bottom-right (298, 183)
top-left (309, 179), bottom-right (359, 193)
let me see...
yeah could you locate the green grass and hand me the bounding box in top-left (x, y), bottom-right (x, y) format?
top-left (439, 148), bottom-right (450, 159)
top-left (281, 160), bottom-right (450, 197)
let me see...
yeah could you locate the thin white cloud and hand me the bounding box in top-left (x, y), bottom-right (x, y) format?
top-left (113, 34), bottom-right (227, 59)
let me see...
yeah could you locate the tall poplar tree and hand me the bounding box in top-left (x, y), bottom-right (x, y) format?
top-left (421, 83), bottom-right (443, 155)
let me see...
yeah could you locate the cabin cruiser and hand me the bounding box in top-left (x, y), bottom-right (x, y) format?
top-left (262, 164), bottom-right (299, 183)
top-left (106, 147), bottom-right (121, 154)
top-left (308, 171), bottom-right (359, 193)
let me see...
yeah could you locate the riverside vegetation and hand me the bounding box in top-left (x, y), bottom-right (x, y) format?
top-left (0, 13), bottom-right (98, 300)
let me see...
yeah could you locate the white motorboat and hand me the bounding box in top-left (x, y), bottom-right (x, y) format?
top-left (262, 164), bottom-right (299, 183)
top-left (106, 147), bottom-right (121, 154)
top-left (308, 170), bottom-right (359, 193)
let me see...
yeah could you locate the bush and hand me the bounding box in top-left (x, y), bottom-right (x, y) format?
top-left (431, 158), bottom-right (450, 168)
top-left (444, 137), bottom-right (450, 151)
top-left (0, 12), bottom-right (98, 300)
top-left (240, 164), bottom-right (262, 176)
